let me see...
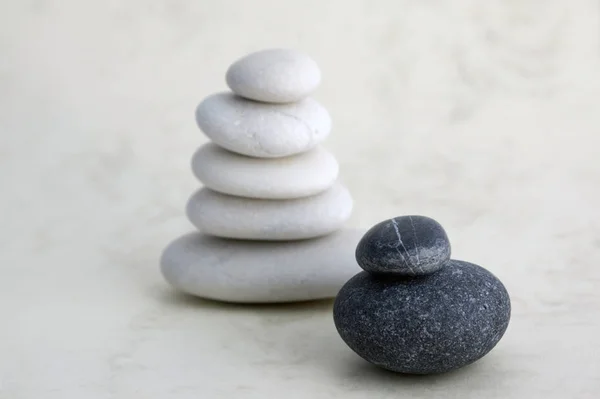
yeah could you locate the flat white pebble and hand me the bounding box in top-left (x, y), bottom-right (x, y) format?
top-left (191, 143), bottom-right (339, 199)
top-left (186, 182), bottom-right (353, 240)
top-left (195, 92), bottom-right (331, 158)
top-left (160, 228), bottom-right (366, 303)
top-left (226, 48), bottom-right (321, 103)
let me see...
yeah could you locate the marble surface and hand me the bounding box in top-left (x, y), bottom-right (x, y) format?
top-left (1, 0), bottom-right (600, 398)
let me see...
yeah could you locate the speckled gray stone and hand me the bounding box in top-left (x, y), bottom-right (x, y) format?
top-left (355, 215), bottom-right (450, 276)
top-left (333, 260), bottom-right (511, 374)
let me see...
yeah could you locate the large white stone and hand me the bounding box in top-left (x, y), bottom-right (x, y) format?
top-left (186, 182), bottom-right (353, 240)
top-left (226, 48), bottom-right (321, 103)
top-left (160, 228), bottom-right (366, 303)
top-left (195, 92), bottom-right (331, 158)
top-left (191, 143), bottom-right (339, 199)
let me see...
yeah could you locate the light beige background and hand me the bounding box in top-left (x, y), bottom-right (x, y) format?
top-left (1, 1), bottom-right (600, 398)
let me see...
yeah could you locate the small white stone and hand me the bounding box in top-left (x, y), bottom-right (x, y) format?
top-left (191, 143), bottom-right (339, 199)
top-left (160, 228), bottom-right (366, 303)
top-left (186, 182), bottom-right (353, 240)
top-left (226, 48), bottom-right (321, 103)
top-left (195, 92), bottom-right (331, 158)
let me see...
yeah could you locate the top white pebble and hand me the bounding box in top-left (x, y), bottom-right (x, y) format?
top-left (226, 48), bottom-right (321, 103)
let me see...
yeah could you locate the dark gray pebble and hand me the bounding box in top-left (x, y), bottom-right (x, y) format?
top-left (355, 215), bottom-right (450, 276)
top-left (333, 260), bottom-right (511, 374)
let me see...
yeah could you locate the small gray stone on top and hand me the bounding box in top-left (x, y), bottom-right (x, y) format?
top-left (355, 215), bottom-right (450, 276)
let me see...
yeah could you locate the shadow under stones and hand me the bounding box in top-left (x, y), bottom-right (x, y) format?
top-left (156, 287), bottom-right (335, 313)
top-left (155, 288), bottom-right (513, 386)
top-left (336, 352), bottom-right (516, 393)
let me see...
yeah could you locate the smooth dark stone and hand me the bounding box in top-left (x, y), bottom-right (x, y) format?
top-left (333, 260), bottom-right (511, 374)
top-left (355, 215), bottom-right (451, 276)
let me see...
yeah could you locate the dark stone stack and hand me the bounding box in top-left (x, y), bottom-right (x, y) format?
top-left (333, 215), bottom-right (511, 374)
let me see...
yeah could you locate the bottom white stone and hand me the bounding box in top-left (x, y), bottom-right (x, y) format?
top-left (160, 228), bottom-right (366, 303)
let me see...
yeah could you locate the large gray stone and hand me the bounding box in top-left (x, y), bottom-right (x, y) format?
top-left (333, 260), bottom-right (511, 374)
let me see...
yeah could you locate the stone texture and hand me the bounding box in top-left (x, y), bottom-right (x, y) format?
top-left (195, 92), bottom-right (331, 158)
top-left (9, 2), bottom-right (600, 396)
top-left (160, 228), bottom-right (366, 303)
top-left (226, 48), bottom-right (321, 103)
top-left (191, 143), bottom-right (338, 199)
top-left (356, 215), bottom-right (451, 276)
top-left (333, 260), bottom-right (511, 374)
top-left (185, 181), bottom-right (353, 240)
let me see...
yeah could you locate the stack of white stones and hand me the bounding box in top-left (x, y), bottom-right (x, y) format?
top-left (160, 49), bottom-right (364, 303)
